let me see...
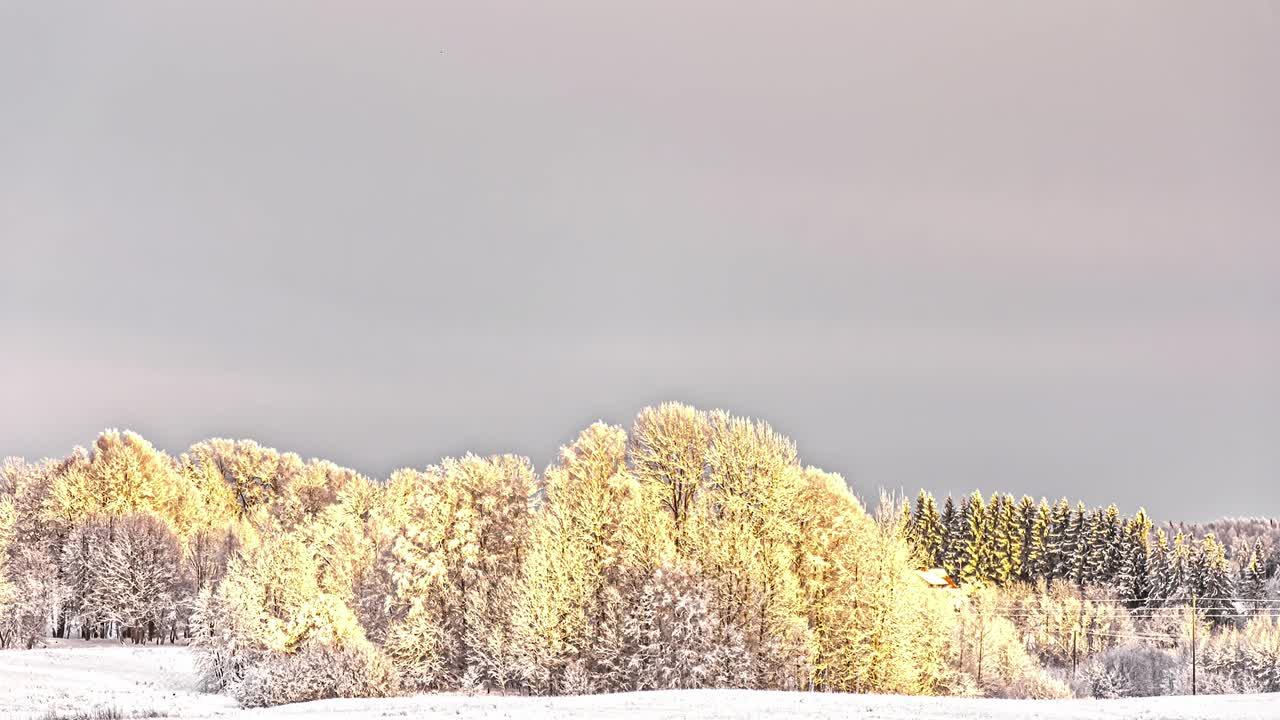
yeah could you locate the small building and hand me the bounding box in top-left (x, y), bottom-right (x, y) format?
top-left (915, 567), bottom-right (959, 589)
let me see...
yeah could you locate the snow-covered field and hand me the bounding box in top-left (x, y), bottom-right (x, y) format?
top-left (2, 641), bottom-right (1277, 720)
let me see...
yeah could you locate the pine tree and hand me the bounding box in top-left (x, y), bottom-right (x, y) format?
top-left (1082, 508), bottom-right (1110, 587)
top-left (959, 492), bottom-right (987, 585)
top-left (1101, 505), bottom-right (1123, 580)
top-left (1189, 533), bottom-right (1234, 624)
top-left (1115, 510), bottom-right (1152, 606)
top-left (912, 491), bottom-right (944, 568)
top-left (1045, 499), bottom-right (1071, 580)
top-left (1067, 503), bottom-right (1088, 588)
top-left (1146, 528), bottom-right (1171, 607)
top-left (986, 494), bottom-right (1020, 585)
top-left (1163, 531), bottom-right (1190, 603)
top-left (1023, 499), bottom-right (1050, 582)
top-left (940, 496), bottom-right (962, 579)
top-left (1242, 540), bottom-right (1268, 609)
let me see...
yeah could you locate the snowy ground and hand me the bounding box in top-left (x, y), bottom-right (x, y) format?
top-left (2, 641), bottom-right (1277, 719)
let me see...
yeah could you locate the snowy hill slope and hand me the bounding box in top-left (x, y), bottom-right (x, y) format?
top-left (2, 642), bottom-right (1277, 720)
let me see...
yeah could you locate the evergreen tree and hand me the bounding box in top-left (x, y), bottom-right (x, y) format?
top-left (1083, 508), bottom-right (1109, 586)
top-left (1241, 540), bottom-right (1268, 608)
top-left (912, 491), bottom-right (944, 568)
top-left (987, 494), bottom-right (1020, 585)
top-left (1115, 510), bottom-right (1152, 606)
top-left (1189, 533), bottom-right (1234, 624)
top-left (1024, 499), bottom-right (1051, 581)
top-left (1013, 496), bottom-right (1036, 582)
top-left (1067, 503), bottom-right (1088, 588)
top-left (940, 496), bottom-right (961, 579)
top-left (1101, 505), bottom-right (1123, 580)
top-left (1163, 531), bottom-right (1190, 603)
top-left (1146, 528), bottom-right (1171, 607)
top-left (1045, 499), bottom-right (1071, 580)
top-left (959, 492), bottom-right (987, 585)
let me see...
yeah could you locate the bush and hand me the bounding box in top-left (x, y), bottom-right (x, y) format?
top-left (232, 639), bottom-right (399, 707)
top-left (1073, 643), bottom-right (1179, 698)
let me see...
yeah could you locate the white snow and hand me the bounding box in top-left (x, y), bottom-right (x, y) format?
top-left (2, 642), bottom-right (1277, 719)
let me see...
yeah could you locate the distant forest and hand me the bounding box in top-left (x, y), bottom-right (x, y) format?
top-left (904, 492), bottom-right (1276, 617)
top-left (1, 403), bottom-right (1277, 706)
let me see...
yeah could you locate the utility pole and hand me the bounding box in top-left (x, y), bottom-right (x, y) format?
top-left (1191, 595), bottom-right (1198, 696)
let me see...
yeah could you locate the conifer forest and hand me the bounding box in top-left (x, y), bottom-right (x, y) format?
top-left (1, 403), bottom-right (1277, 707)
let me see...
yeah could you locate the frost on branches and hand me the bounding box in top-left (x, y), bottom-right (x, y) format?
top-left (1, 405), bottom-right (1278, 707)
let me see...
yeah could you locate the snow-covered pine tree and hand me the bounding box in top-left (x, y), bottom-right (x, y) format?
top-left (1067, 503), bottom-right (1088, 588)
top-left (1114, 510), bottom-right (1152, 607)
top-left (913, 491), bottom-right (944, 568)
top-left (1162, 531), bottom-right (1191, 605)
top-left (1045, 498), bottom-right (1072, 581)
top-left (1024, 499), bottom-right (1051, 582)
top-left (985, 493), bottom-right (1019, 586)
top-left (959, 491), bottom-right (987, 585)
top-left (1002, 494), bottom-right (1023, 584)
top-left (1101, 505), bottom-right (1123, 581)
top-left (1013, 496), bottom-right (1036, 582)
top-left (1082, 508), bottom-right (1109, 587)
top-left (1190, 533), bottom-right (1235, 624)
top-left (1145, 528), bottom-right (1171, 607)
top-left (1241, 540), bottom-right (1268, 608)
top-left (940, 496), bottom-right (962, 579)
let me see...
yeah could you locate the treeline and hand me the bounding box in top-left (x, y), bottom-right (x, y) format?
top-left (904, 492), bottom-right (1273, 621)
top-left (0, 434), bottom-right (366, 649)
top-left (1, 404), bottom-right (1277, 706)
top-left (2, 404), bottom-right (1009, 705)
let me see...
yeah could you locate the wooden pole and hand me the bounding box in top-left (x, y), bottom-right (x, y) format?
top-left (1191, 595), bottom-right (1198, 696)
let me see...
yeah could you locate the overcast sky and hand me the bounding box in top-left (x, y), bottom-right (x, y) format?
top-left (2, 2), bottom-right (1277, 521)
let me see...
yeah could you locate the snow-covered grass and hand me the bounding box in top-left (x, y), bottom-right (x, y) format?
top-left (0, 638), bottom-right (236, 719)
top-left (2, 641), bottom-right (1277, 719)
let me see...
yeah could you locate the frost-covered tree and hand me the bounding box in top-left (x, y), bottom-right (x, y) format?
top-left (699, 410), bottom-right (810, 689)
top-left (0, 496), bottom-right (16, 647)
top-left (94, 513), bottom-right (183, 643)
top-left (1189, 533), bottom-right (1235, 623)
top-left (1238, 540), bottom-right (1268, 609)
top-left (183, 439), bottom-right (303, 518)
top-left (509, 422), bottom-right (645, 694)
top-left (382, 454), bottom-right (535, 691)
top-left (192, 518), bottom-right (394, 704)
top-left (628, 403), bottom-right (708, 553)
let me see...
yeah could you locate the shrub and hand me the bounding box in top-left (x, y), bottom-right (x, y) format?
top-left (1073, 642), bottom-right (1179, 698)
top-left (232, 639), bottom-right (399, 707)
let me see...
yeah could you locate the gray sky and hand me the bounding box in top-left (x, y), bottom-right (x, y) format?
top-left (2, 2), bottom-right (1277, 521)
